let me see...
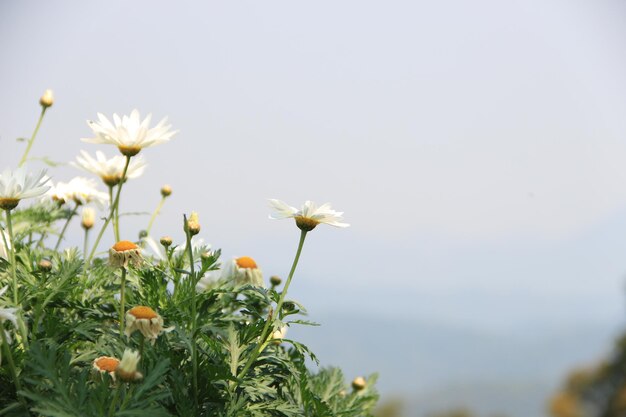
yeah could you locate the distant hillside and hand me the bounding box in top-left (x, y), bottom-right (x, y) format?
top-left (289, 314), bottom-right (622, 417)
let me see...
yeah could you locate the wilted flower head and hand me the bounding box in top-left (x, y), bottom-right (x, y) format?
top-left (125, 306), bottom-right (173, 345)
top-left (46, 177), bottom-right (108, 207)
top-left (222, 256), bottom-right (264, 287)
top-left (116, 349), bottom-right (142, 382)
top-left (81, 207), bottom-right (96, 230)
top-left (109, 241), bottom-right (142, 268)
top-left (39, 89), bottom-right (54, 108)
top-left (0, 168), bottom-right (50, 210)
top-left (82, 110), bottom-right (177, 157)
top-left (92, 356), bottom-right (120, 379)
top-left (268, 199), bottom-right (349, 231)
top-left (72, 150), bottom-right (146, 187)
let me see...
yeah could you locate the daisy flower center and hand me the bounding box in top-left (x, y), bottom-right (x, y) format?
top-left (94, 357), bottom-right (120, 372)
top-left (0, 198), bottom-right (20, 210)
top-left (112, 240), bottom-right (139, 252)
top-left (294, 216), bottom-right (320, 231)
top-left (128, 306), bottom-right (158, 320)
top-left (236, 256), bottom-right (258, 269)
top-left (118, 145), bottom-right (142, 157)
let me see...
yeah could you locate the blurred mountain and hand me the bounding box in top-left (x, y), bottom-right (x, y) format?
top-left (289, 314), bottom-right (622, 417)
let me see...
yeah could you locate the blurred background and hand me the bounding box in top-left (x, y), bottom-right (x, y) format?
top-left (2, 1), bottom-right (626, 415)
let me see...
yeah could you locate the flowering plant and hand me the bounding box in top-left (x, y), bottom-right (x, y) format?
top-left (0, 91), bottom-right (378, 416)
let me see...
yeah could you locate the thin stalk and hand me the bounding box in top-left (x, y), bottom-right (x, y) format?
top-left (120, 267), bottom-right (126, 340)
top-left (54, 203), bottom-right (79, 251)
top-left (184, 215), bottom-right (198, 409)
top-left (86, 156), bottom-right (131, 266)
top-left (108, 186), bottom-right (116, 241)
top-left (237, 230), bottom-right (307, 380)
top-left (145, 197), bottom-right (166, 238)
top-left (5, 209), bottom-right (18, 305)
top-left (0, 325), bottom-right (27, 412)
top-left (83, 229), bottom-right (89, 257)
top-left (18, 107), bottom-right (47, 167)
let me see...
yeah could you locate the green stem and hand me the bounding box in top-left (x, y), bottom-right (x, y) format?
top-left (120, 267), bottom-right (126, 340)
top-left (237, 230), bottom-right (307, 380)
top-left (83, 229), bottom-right (89, 257)
top-left (184, 215), bottom-right (198, 410)
top-left (145, 197), bottom-right (166, 238)
top-left (0, 324), bottom-right (27, 412)
top-left (107, 384), bottom-right (121, 417)
top-left (5, 210), bottom-right (18, 305)
top-left (18, 107), bottom-right (47, 167)
top-left (86, 156), bottom-right (131, 266)
top-left (108, 186), bottom-right (116, 241)
top-left (54, 204), bottom-right (79, 251)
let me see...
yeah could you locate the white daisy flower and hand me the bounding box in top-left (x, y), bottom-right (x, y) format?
top-left (0, 167), bottom-right (50, 210)
top-left (46, 177), bottom-right (108, 208)
top-left (72, 150), bottom-right (146, 187)
top-left (222, 256), bottom-right (264, 287)
top-left (125, 306), bottom-right (173, 345)
top-left (268, 199), bottom-right (349, 231)
top-left (116, 349), bottom-right (143, 382)
top-left (82, 109), bottom-right (177, 157)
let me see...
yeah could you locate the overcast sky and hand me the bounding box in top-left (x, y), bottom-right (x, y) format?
top-left (2, 0), bottom-right (626, 335)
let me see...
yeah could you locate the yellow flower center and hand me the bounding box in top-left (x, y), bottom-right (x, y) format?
top-left (236, 256), bottom-right (257, 269)
top-left (118, 145), bottom-right (142, 157)
top-left (102, 175), bottom-right (121, 187)
top-left (94, 356), bottom-right (120, 372)
top-left (112, 240), bottom-right (139, 252)
top-left (0, 198), bottom-right (20, 210)
top-left (294, 216), bottom-right (319, 231)
top-left (128, 306), bottom-right (158, 320)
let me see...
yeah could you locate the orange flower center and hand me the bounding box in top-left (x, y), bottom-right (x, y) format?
top-left (236, 256), bottom-right (257, 269)
top-left (94, 356), bottom-right (120, 372)
top-left (112, 240), bottom-right (138, 252)
top-left (128, 306), bottom-right (158, 320)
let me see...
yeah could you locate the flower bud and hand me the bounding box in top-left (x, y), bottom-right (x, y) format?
top-left (39, 89), bottom-right (54, 108)
top-left (138, 230), bottom-right (148, 239)
top-left (185, 212), bottom-right (201, 236)
top-left (81, 207), bottom-right (96, 230)
top-left (270, 275), bottom-right (282, 286)
top-left (160, 236), bottom-right (173, 247)
top-left (38, 259), bottom-right (52, 272)
top-left (160, 185), bottom-right (172, 197)
top-left (352, 376), bottom-right (366, 391)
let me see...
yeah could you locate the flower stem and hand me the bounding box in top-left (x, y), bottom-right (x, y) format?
top-left (108, 185), bottom-right (116, 241)
top-left (145, 197), bottom-right (166, 238)
top-left (86, 156), bottom-right (131, 266)
top-left (120, 267), bottom-right (126, 340)
top-left (237, 230), bottom-right (307, 380)
top-left (83, 229), bottom-right (89, 257)
top-left (4, 209), bottom-right (18, 305)
top-left (54, 203), bottom-right (79, 251)
top-left (183, 214), bottom-right (199, 410)
top-left (18, 107), bottom-right (47, 167)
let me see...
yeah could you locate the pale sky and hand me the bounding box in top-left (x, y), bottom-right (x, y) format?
top-left (2, 0), bottom-right (626, 337)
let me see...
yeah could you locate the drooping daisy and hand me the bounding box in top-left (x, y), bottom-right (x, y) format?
top-left (46, 177), bottom-right (108, 208)
top-left (0, 168), bottom-right (50, 210)
top-left (268, 199), bottom-right (349, 231)
top-left (72, 150), bottom-right (146, 187)
top-left (222, 256), bottom-right (264, 287)
top-left (125, 306), bottom-right (173, 345)
top-left (92, 356), bottom-right (120, 379)
top-left (115, 349), bottom-right (143, 382)
top-left (109, 241), bottom-right (142, 268)
top-left (82, 110), bottom-right (177, 157)
top-left (0, 286), bottom-right (18, 346)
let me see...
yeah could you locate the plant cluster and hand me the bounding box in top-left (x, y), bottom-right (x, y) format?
top-left (0, 91), bottom-right (378, 416)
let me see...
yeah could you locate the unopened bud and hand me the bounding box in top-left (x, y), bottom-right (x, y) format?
top-left (39, 89), bottom-right (54, 108)
top-left (81, 207), bottom-right (96, 230)
top-left (352, 376), bottom-right (366, 391)
top-left (38, 259), bottom-right (52, 272)
top-left (201, 251), bottom-right (212, 260)
top-left (270, 275), bottom-right (282, 286)
top-left (138, 230), bottom-right (148, 239)
top-left (160, 236), bottom-right (173, 247)
top-left (160, 185), bottom-right (172, 197)
top-left (185, 212), bottom-right (201, 236)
